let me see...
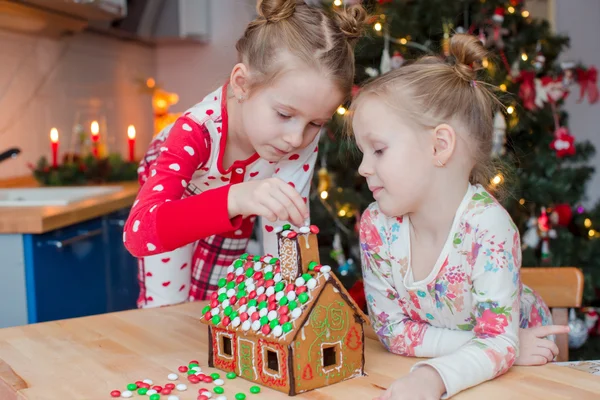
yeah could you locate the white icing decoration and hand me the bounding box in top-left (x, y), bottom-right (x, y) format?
top-left (281, 230), bottom-right (291, 237)
top-left (274, 226), bottom-right (283, 233)
top-left (231, 317), bottom-right (241, 328)
top-left (272, 325), bottom-right (283, 337)
top-left (301, 327), bottom-right (306, 341)
top-left (306, 278), bottom-right (317, 290)
top-left (295, 277), bottom-right (306, 286)
top-left (332, 286), bottom-right (339, 293)
top-left (259, 308), bottom-right (268, 317)
top-left (274, 273), bottom-right (282, 283)
top-left (242, 320), bottom-right (251, 331)
top-left (168, 373), bottom-right (178, 380)
top-left (147, 243), bottom-right (156, 251)
top-left (299, 226), bottom-right (310, 234)
top-left (251, 320), bottom-right (261, 331)
top-left (323, 273), bottom-right (331, 280)
top-left (287, 291), bottom-right (297, 301)
top-left (268, 310), bottom-right (278, 321)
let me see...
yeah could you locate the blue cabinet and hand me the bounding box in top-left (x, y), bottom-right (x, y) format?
top-left (16, 207), bottom-right (138, 325)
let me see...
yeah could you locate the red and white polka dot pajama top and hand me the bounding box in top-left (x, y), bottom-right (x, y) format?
top-left (124, 84), bottom-right (319, 308)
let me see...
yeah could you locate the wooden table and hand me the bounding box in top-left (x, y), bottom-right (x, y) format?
top-left (0, 302), bottom-right (598, 400)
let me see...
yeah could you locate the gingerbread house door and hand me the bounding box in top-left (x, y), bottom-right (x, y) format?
top-left (237, 338), bottom-right (257, 381)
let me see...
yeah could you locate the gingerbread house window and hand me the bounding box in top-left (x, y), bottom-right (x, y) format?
top-left (266, 349), bottom-right (279, 373)
top-left (322, 343), bottom-right (342, 372)
top-left (222, 335), bottom-right (232, 357)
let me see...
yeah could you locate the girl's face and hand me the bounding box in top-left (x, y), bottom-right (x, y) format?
top-left (241, 67), bottom-right (343, 162)
top-left (353, 96), bottom-right (434, 218)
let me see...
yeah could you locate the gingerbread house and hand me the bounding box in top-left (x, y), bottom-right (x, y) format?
top-left (201, 224), bottom-right (367, 395)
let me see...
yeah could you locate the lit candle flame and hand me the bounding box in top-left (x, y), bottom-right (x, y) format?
top-left (127, 125), bottom-right (136, 140)
top-left (91, 121), bottom-right (99, 136)
top-left (50, 128), bottom-right (59, 143)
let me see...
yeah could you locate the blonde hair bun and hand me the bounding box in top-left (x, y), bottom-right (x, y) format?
top-left (448, 34), bottom-right (488, 82)
top-left (335, 4), bottom-right (368, 46)
top-left (257, 0), bottom-right (296, 23)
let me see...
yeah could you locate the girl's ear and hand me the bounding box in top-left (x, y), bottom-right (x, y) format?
top-left (230, 63), bottom-right (251, 101)
top-left (431, 123), bottom-right (456, 167)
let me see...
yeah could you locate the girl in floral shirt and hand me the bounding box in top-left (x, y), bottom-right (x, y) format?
top-left (124, 0), bottom-right (367, 308)
top-left (350, 34), bottom-right (570, 399)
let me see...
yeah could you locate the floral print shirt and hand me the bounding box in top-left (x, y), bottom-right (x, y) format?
top-left (360, 184), bottom-right (549, 398)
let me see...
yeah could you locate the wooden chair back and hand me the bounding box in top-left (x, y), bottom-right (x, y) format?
top-left (521, 267), bottom-right (584, 362)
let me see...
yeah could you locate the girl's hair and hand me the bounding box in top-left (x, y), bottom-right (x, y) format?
top-left (236, 0), bottom-right (367, 100)
top-left (350, 34), bottom-right (502, 191)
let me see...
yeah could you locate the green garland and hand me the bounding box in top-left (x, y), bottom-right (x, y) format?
top-left (30, 153), bottom-right (138, 186)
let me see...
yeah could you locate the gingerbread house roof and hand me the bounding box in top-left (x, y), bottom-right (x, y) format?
top-left (200, 252), bottom-right (368, 345)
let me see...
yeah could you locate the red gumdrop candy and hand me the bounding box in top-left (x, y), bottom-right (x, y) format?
top-left (251, 312), bottom-right (260, 321)
top-left (268, 303), bottom-right (277, 311)
top-left (257, 294), bottom-right (267, 303)
top-left (178, 366), bottom-right (188, 373)
top-left (285, 284), bottom-right (295, 293)
top-left (162, 388), bottom-right (172, 395)
top-left (202, 376), bottom-right (213, 383)
top-left (210, 299), bottom-right (219, 308)
top-left (188, 375), bottom-right (201, 384)
top-left (211, 292), bottom-right (219, 300)
top-left (279, 315), bottom-right (290, 324)
top-left (204, 311), bottom-right (212, 321)
top-left (229, 296), bottom-right (237, 305)
top-left (248, 290), bottom-right (257, 299)
top-left (135, 381), bottom-right (144, 387)
top-left (296, 286), bottom-right (307, 294)
top-left (239, 296), bottom-right (248, 305)
top-left (261, 325), bottom-right (271, 334)
top-left (152, 386), bottom-right (163, 392)
top-left (240, 312), bottom-right (249, 322)
top-left (268, 294), bottom-right (276, 303)
top-left (265, 280), bottom-right (275, 288)
top-left (110, 390), bottom-right (121, 398)
top-left (253, 271), bottom-right (263, 281)
top-left (165, 383), bottom-right (176, 390)
top-left (236, 275), bottom-right (245, 284)
top-left (279, 305), bottom-right (289, 315)
top-left (198, 396), bottom-right (209, 400)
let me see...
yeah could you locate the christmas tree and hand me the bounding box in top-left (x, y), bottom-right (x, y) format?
top-left (310, 0), bottom-right (600, 358)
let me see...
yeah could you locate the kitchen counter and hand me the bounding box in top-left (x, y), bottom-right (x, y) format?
top-left (0, 180), bottom-right (139, 234)
top-left (0, 301), bottom-right (598, 399)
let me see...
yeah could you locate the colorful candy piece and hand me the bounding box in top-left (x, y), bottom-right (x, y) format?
top-left (250, 385), bottom-right (261, 394)
top-left (167, 396), bottom-right (180, 400)
top-left (110, 390), bottom-right (121, 398)
top-left (146, 389), bottom-right (158, 395)
top-left (126, 383), bottom-right (137, 391)
top-left (214, 386), bottom-right (225, 394)
top-left (226, 372), bottom-right (237, 379)
top-left (235, 393), bottom-right (247, 400)
top-left (176, 383), bottom-right (188, 391)
top-left (213, 378), bottom-right (225, 386)
top-left (168, 373), bottom-right (178, 380)
top-left (137, 388), bottom-right (148, 395)
top-left (121, 391), bottom-right (133, 398)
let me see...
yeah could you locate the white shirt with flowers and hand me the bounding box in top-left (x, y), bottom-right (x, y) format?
top-left (359, 183), bottom-right (552, 398)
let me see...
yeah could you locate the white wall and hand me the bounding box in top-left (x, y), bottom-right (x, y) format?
top-left (554, 0), bottom-right (600, 206)
top-left (156, 0), bottom-right (256, 111)
top-left (0, 30), bottom-right (155, 180)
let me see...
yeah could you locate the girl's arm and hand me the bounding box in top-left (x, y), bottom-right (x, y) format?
top-left (360, 205), bottom-right (475, 358)
top-left (123, 116), bottom-right (243, 258)
top-left (411, 208), bottom-right (521, 398)
top-left (259, 133), bottom-right (320, 257)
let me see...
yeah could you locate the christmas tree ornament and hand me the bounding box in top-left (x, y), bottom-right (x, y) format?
top-left (583, 307), bottom-right (599, 335)
top-left (550, 127), bottom-right (576, 158)
top-left (551, 204), bottom-right (573, 227)
top-left (486, 7), bottom-right (509, 50)
top-left (478, 27), bottom-right (486, 46)
top-left (365, 67), bottom-right (379, 78)
top-left (568, 308), bottom-right (589, 349)
top-left (517, 71), bottom-right (537, 110)
top-left (576, 66), bottom-right (599, 104)
top-left (391, 51), bottom-right (404, 69)
top-left (380, 34), bottom-right (392, 74)
top-left (491, 112), bottom-right (506, 157)
top-left (510, 57), bottom-right (521, 78)
top-left (538, 207), bottom-right (557, 262)
top-left (522, 215), bottom-right (541, 250)
top-left (560, 61), bottom-right (576, 87)
top-left (533, 42), bottom-right (546, 72)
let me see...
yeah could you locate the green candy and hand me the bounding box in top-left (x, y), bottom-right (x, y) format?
top-left (235, 393), bottom-right (247, 400)
top-left (212, 315), bottom-right (222, 325)
top-left (302, 273), bottom-right (312, 282)
top-left (248, 299), bottom-right (257, 307)
top-left (224, 306), bottom-right (233, 316)
top-left (187, 369), bottom-right (196, 375)
top-left (240, 253), bottom-right (249, 260)
top-left (234, 259), bottom-right (244, 268)
top-left (226, 372), bottom-right (237, 379)
top-left (282, 224), bottom-right (291, 231)
top-left (260, 316), bottom-right (269, 326)
top-left (237, 290), bottom-right (247, 299)
top-left (218, 278), bottom-right (227, 288)
top-left (202, 305), bottom-right (211, 314)
top-left (253, 255), bottom-right (260, 262)
top-left (282, 322), bottom-right (293, 333)
top-left (230, 311), bottom-right (239, 319)
top-left (269, 257), bottom-right (278, 265)
top-left (189, 362), bottom-right (199, 368)
top-left (258, 301), bottom-right (268, 310)
top-left (227, 281), bottom-right (236, 290)
top-left (211, 372), bottom-right (221, 379)
top-left (137, 388), bottom-right (147, 395)
top-left (250, 385), bottom-right (261, 394)
top-left (245, 268), bottom-right (254, 278)
top-left (264, 271), bottom-right (274, 281)
top-left (279, 296), bottom-right (288, 306)
top-left (150, 394), bottom-right (161, 400)
top-left (274, 281), bottom-right (285, 292)
top-left (308, 261), bottom-right (319, 271)
top-left (214, 386), bottom-right (225, 395)
top-left (218, 293), bottom-right (228, 303)
top-left (126, 383), bottom-right (137, 391)
top-left (238, 282), bottom-right (246, 291)
top-left (298, 292), bottom-right (309, 304)
top-left (269, 319), bottom-right (279, 329)
top-left (288, 300), bottom-right (298, 311)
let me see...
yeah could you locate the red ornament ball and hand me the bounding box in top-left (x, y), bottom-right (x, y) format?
top-left (553, 203), bottom-right (573, 226)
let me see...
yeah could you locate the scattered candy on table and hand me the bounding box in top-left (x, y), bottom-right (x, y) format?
top-left (168, 373), bottom-right (178, 380)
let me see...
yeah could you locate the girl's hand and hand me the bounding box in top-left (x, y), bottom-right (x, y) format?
top-left (374, 366), bottom-right (446, 400)
top-left (228, 177), bottom-right (309, 227)
top-left (515, 325), bottom-right (570, 366)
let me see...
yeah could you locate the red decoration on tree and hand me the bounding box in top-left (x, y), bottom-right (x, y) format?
top-left (551, 204), bottom-right (573, 227)
top-left (576, 66), bottom-right (599, 104)
top-left (550, 127), bottom-right (576, 158)
top-left (509, 0), bottom-right (523, 6)
top-left (516, 71), bottom-right (537, 111)
top-left (348, 280), bottom-right (366, 311)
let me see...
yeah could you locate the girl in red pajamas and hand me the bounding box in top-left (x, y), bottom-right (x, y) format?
top-left (123, 0), bottom-right (367, 308)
